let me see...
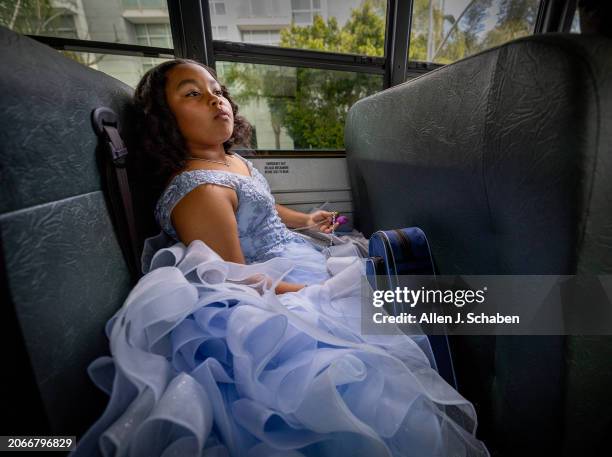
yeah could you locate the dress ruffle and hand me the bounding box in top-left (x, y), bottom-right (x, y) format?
top-left (73, 239), bottom-right (489, 457)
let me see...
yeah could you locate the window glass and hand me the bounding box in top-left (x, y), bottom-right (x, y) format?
top-left (0, 0), bottom-right (173, 49)
top-left (217, 61), bottom-right (383, 150)
top-left (59, 51), bottom-right (171, 87)
top-left (409, 0), bottom-right (540, 64)
top-left (291, 0), bottom-right (321, 23)
top-left (210, 1), bottom-right (227, 16)
top-left (135, 23), bottom-right (172, 48)
top-left (211, 0), bottom-right (387, 57)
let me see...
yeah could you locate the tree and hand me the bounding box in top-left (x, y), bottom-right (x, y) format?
top-left (223, 0), bottom-right (385, 150)
top-left (483, 0), bottom-right (539, 49)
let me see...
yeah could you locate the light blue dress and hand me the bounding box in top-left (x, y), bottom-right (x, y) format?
top-left (73, 154), bottom-right (489, 457)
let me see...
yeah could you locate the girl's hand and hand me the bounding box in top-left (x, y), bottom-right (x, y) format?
top-left (306, 210), bottom-right (339, 234)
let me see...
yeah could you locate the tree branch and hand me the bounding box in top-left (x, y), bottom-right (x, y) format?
top-left (9, 0), bottom-right (22, 29)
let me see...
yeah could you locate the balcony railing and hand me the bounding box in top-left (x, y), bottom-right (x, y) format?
top-left (122, 0), bottom-right (167, 9)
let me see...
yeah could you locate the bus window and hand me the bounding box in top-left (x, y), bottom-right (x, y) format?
top-left (409, 0), bottom-right (541, 64)
top-left (217, 62), bottom-right (383, 150)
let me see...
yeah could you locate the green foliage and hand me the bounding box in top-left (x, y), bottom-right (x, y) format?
top-left (279, 0), bottom-right (385, 56)
top-left (280, 15), bottom-right (343, 53)
top-left (483, 0), bottom-right (539, 49)
top-left (282, 70), bottom-right (379, 149)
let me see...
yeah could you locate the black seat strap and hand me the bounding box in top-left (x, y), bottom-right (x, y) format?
top-left (92, 107), bottom-right (141, 282)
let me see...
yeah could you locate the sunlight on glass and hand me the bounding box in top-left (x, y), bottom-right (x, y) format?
top-left (409, 0), bottom-right (540, 64)
top-left (217, 61), bottom-right (382, 150)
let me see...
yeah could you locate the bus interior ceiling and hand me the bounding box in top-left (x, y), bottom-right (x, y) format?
top-left (1, 1), bottom-right (612, 456)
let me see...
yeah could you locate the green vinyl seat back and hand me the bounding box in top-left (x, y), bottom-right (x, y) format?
top-left (0, 25), bottom-right (135, 436)
top-left (345, 33), bottom-right (612, 456)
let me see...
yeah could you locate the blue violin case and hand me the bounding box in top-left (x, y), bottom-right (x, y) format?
top-left (366, 227), bottom-right (458, 389)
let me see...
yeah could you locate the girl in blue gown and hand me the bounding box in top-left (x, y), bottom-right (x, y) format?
top-left (72, 59), bottom-right (489, 457)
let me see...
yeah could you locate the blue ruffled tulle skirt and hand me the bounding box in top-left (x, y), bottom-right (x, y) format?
top-left (72, 237), bottom-right (489, 457)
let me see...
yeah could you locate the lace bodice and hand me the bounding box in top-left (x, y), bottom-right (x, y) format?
top-left (155, 153), bottom-right (307, 264)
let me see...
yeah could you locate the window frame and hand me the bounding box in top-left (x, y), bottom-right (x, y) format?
top-left (290, 0), bottom-right (323, 25)
top-left (24, 35), bottom-right (174, 59)
top-left (184, 0), bottom-right (390, 75)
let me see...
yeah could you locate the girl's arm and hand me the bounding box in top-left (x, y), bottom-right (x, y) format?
top-left (276, 203), bottom-right (340, 234)
top-left (275, 203), bottom-right (309, 229)
top-left (172, 185), bottom-right (305, 294)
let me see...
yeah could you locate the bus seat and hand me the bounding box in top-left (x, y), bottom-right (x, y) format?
top-left (0, 25), bottom-right (135, 436)
top-left (345, 33), bottom-right (612, 456)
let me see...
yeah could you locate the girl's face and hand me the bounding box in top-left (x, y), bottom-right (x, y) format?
top-left (165, 63), bottom-right (234, 149)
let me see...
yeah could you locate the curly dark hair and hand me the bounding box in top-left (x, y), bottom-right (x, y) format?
top-left (132, 58), bottom-right (252, 191)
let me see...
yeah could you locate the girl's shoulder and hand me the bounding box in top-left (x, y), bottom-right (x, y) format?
top-left (160, 168), bottom-right (242, 208)
top-left (154, 153), bottom-right (264, 237)
top-left (155, 167), bottom-right (243, 235)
